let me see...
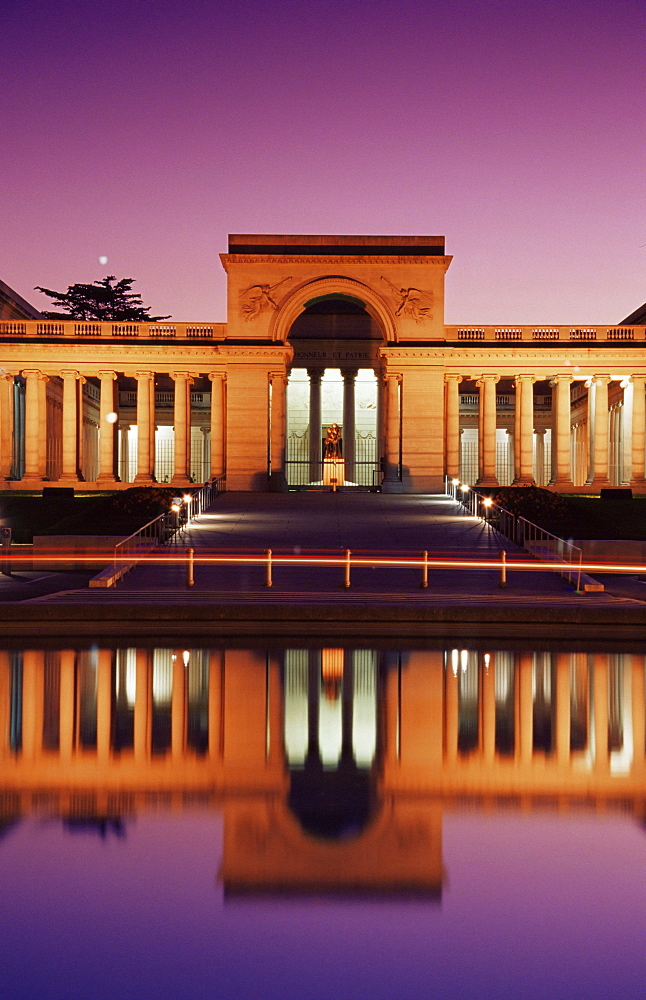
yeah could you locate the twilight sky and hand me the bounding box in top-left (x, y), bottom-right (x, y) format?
top-left (2, 0), bottom-right (644, 325)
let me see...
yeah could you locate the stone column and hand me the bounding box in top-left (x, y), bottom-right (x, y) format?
top-left (444, 374), bottom-right (462, 480)
top-left (60, 370), bottom-right (81, 482)
top-left (38, 374), bottom-right (49, 477)
top-left (514, 375), bottom-right (535, 484)
top-left (97, 371), bottom-right (118, 483)
top-left (308, 369), bottom-right (322, 482)
top-left (208, 372), bottom-right (226, 480)
top-left (630, 375), bottom-right (646, 486)
top-left (549, 375), bottom-right (574, 488)
top-left (22, 370), bottom-right (48, 479)
top-left (134, 372), bottom-right (155, 482)
top-left (171, 372), bottom-right (193, 485)
top-left (200, 426), bottom-right (210, 483)
top-left (0, 374), bottom-right (15, 480)
top-left (587, 375), bottom-right (612, 489)
top-left (534, 429), bottom-right (546, 486)
top-left (476, 374), bottom-right (499, 486)
top-left (513, 380), bottom-right (521, 481)
top-left (382, 374), bottom-right (401, 487)
top-left (555, 652), bottom-right (571, 764)
top-left (341, 368), bottom-right (357, 482)
top-left (119, 423), bottom-right (131, 483)
top-left (270, 372), bottom-right (287, 477)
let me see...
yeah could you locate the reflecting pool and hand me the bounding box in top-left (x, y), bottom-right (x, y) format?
top-left (1, 640), bottom-right (645, 999)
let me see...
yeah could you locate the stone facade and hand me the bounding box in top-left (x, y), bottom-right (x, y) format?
top-left (1, 234), bottom-right (645, 492)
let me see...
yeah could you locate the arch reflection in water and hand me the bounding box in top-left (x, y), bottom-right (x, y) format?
top-left (0, 643), bottom-right (645, 896)
top-left (285, 649), bottom-right (379, 841)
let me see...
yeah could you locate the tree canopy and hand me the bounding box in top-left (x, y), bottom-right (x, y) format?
top-left (35, 276), bottom-right (170, 322)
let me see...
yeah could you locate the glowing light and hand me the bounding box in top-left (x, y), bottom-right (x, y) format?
top-left (105, 411), bottom-right (117, 423)
top-left (183, 494), bottom-right (192, 503)
top-left (482, 497), bottom-right (493, 507)
top-left (99, 255), bottom-right (108, 265)
top-left (452, 478), bottom-right (460, 486)
top-left (460, 484), bottom-right (469, 492)
top-left (182, 650), bottom-right (190, 666)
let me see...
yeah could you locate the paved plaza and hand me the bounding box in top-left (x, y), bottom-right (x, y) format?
top-left (1, 491), bottom-right (645, 636)
top-left (117, 491), bottom-right (577, 596)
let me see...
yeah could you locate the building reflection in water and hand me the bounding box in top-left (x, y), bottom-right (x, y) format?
top-left (0, 644), bottom-right (644, 895)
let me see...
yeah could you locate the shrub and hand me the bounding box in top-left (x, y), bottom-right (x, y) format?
top-left (491, 486), bottom-right (573, 535)
top-left (103, 487), bottom-right (177, 521)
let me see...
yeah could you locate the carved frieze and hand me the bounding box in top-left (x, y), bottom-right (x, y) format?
top-left (380, 277), bottom-right (433, 323)
top-left (239, 277), bottom-right (292, 321)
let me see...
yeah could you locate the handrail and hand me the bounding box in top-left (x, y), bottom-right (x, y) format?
top-left (93, 476), bottom-right (227, 586)
top-left (111, 512), bottom-right (169, 585)
top-left (445, 476), bottom-right (583, 591)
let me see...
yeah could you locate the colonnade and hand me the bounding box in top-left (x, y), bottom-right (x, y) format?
top-left (287, 366), bottom-right (399, 486)
top-left (2, 364), bottom-right (646, 491)
top-left (444, 371), bottom-right (646, 489)
top-left (0, 368), bottom-right (227, 486)
top-left (293, 367), bottom-right (363, 482)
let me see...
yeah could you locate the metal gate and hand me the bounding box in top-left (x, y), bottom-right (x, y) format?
top-left (285, 430), bottom-right (381, 488)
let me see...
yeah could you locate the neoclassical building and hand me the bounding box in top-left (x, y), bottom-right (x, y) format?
top-left (1, 234), bottom-right (645, 492)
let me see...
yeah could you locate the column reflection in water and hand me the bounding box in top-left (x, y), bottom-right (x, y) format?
top-left (533, 651), bottom-right (555, 754)
top-left (494, 652), bottom-right (515, 755)
top-left (456, 649), bottom-right (479, 755)
top-left (0, 643), bottom-right (645, 898)
top-left (113, 648), bottom-right (136, 752)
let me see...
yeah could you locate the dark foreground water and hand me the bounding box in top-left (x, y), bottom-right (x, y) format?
top-left (1, 640), bottom-right (645, 999)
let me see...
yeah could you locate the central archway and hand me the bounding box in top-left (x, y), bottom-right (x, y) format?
top-left (282, 290), bottom-right (389, 488)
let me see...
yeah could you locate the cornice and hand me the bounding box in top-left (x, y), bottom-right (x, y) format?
top-left (222, 346), bottom-right (293, 359)
top-left (221, 254), bottom-right (450, 267)
top-left (0, 343), bottom-right (222, 359)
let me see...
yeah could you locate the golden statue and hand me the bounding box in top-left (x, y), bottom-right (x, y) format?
top-left (323, 423), bottom-right (344, 488)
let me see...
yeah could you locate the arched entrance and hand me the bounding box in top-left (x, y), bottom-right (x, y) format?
top-left (285, 295), bottom-right (385, 487)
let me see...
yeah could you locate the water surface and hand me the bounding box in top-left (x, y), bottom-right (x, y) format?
top-left (1, 640), bottom-right (644, 999)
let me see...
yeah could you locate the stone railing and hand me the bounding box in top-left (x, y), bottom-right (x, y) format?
top-left (460, 394), bottom-right (552, 410)
top-left (0, 320), bottom-right (226, 340)
top-left (446, 325), bottom-right (645, 343)
top-left (2, 319), bottom-right (644, 344)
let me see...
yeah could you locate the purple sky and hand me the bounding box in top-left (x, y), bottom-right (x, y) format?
top-left (3, 0), bottom-right (644, 325)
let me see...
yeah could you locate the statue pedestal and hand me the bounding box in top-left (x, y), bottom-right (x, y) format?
top-left (323, 458), bottom-right (345, 487)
